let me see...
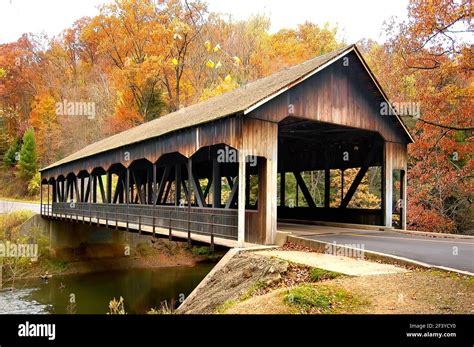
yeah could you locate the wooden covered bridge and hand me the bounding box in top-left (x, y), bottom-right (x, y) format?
top-left (40, 44), bottom-right (413, 247)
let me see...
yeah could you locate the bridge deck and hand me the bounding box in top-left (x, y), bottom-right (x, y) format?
top-left (42, 202), bottom-right (240, 248)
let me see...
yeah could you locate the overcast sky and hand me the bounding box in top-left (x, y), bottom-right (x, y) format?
top-left (0, 0), bottom-right (409, 44)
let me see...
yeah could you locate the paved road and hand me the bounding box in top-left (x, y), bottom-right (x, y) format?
top-left (301, 230), bottom-right (474, 273)
top-left (0, 200), bottom-right (40, 214)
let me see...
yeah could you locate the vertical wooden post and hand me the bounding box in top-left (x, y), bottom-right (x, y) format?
top-left (245, 170), bottom-right (250, 208)
top-left (187, 158), bottom-right (193, 246)
top-left (52, 179), bottom-right (57, 203)
top-left (107, 172), bottom-right (112, 203)
top-left (125, 169), bottom-right (130, 204)
top-left (175, 164), bottom-right (181, 206)
top-left (324, 168), bottom-right (330, 209)
top-left (47, 181), bottom-right (50, 216)
top-left (61, 180), bottom-right (65, 202)
top-left (340, 169), bottom-right (344, 206)
top-left (280, 172), bottom-right (285, 207)
top-left (265, 156), bottom-right (278, 245)
top-left (126, 167), bottom-right (130, 231)
top-left (80, 177), bottom-right (85, 202)
top-left (237, 150), bottom-right (246, 247)
top-left (147, 166), bottom-right (153, 204)
top-left (40, 181), bottom-right (43, 216)
top-left (295, 175), bottom-right (299, 207)
top-left (210, 216), bottom-right (215, 252)
top-left (383, 142), bottom-right (393, 228)
top-left (118, 173), bottom-right (124, 204)
top-left (152, 164), bottom-right (157, 237)
top-left (130, 172), bottom-right (135, 204)
top-left (401, 169), bottom-right (407, 230)
top-left (88, 175), bottom-right (92, 224)
top-left (212, 157), bottom-right (221, 208)
top-left (92, 174), bottom-right (97, 203)
top-left (74, 177), bottom-right (80, 203)
top-left (70, 178), bottom-right (75, 201)
top-left (57, 180), bottom-right (60, 203)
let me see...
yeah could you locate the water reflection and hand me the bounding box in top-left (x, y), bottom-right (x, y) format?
top-left (0, 263), bottom-right (213, 314)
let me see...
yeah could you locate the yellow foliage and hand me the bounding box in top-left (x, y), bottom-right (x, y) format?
top-left (206, 59), bottom-right (215, 68)
top-left (199, 77), bottom-right (239, 101)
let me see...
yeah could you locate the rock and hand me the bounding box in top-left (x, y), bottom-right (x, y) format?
top-left (266, 273), bottom-right (282, 286)
top-left (242, 268), bottom-right (252, 278)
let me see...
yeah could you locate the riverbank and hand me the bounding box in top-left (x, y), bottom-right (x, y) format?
top-left (178, 245), bottom-right (474, 314)
top-left (45, 238), bottom-right (219, 278)
top-left (2, 235), bottom-right (223, 286)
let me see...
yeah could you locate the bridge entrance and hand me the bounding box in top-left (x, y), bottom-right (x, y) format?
top-left (277, 117), bottom-right (385, 226)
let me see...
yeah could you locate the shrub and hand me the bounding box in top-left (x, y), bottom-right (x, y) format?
top-left (0, 210), bottom-right (34, 237)
top-left (27, 171), bottom-right (41, 195)
top-left (192, 246), bottom-right (211, 256)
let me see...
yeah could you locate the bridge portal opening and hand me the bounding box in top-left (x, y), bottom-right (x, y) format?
top-left (277, 116), bottom-right (384, 226)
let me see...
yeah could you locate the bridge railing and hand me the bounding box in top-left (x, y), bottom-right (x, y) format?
top-left (42, 202), bottom-right (238, 241)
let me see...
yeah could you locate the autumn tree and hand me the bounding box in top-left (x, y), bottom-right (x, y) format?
top-left (0, 35), bottom-right (39, 139)
top-left (363, 0), bottom-right (473, 233)
top-left (29, 94), bottom-right (61, 166)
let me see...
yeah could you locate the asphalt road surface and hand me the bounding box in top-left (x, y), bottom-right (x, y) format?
top-left (0, 200), bottom-right (40, 214)
top-left (303, 230), bottom-right (474, 273)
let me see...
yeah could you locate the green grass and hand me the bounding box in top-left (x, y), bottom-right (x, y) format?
top-left (284, 284), bottom-right (364, 313)
top-left (310, 268), bottom-right (343, 282)
top-left (239, 280), bottom-right (268, 301)
top-left (428, 269), bottom-right (474, 287)
top-left (216, 299), bottom-right (237, 313)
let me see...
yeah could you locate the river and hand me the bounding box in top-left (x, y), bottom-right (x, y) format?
top-left (0, 263), bottom-right (213, 314)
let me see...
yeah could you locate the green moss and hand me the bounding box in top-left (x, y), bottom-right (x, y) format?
top-left (310, 268), bottom-right (343, 282)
